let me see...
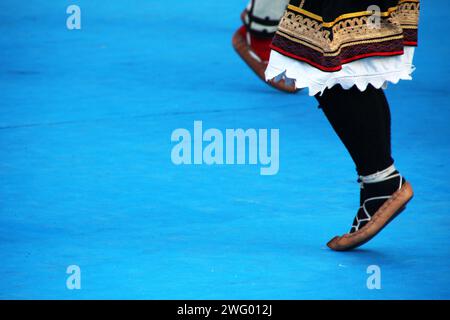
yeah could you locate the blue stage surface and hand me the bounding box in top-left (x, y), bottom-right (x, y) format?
top-left (0, 1), bottom-right (449, 299)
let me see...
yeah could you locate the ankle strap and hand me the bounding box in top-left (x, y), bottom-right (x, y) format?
top-left (360, 164), bottom-right (397, 184)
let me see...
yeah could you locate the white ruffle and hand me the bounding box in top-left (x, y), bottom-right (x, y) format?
top-left (265, 47), bottom-right (416, 96)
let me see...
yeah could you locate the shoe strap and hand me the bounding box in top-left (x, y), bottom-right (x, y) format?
top-left (352, 170), bottom-right (404, 231)
top-left (360, 164), bottom-right (397, 184)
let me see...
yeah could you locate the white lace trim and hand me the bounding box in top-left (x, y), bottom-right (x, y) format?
top-left (265, 47), bottom-right (416, 96)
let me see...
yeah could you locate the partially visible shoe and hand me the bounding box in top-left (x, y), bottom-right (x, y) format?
top-left (327, 168), bottom-right (414, 251)
top-left (232, 25), bottom-right (298, 94)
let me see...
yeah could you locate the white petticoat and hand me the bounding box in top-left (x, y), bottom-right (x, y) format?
top-left (265, 47), bottom-right (416, 96)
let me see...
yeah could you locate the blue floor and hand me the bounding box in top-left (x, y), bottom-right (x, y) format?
top-left (0, 0), bottom-right (449, 299)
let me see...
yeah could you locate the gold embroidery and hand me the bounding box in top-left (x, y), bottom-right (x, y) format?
top-left (391, 2), bottom-right (420, 27)
top-left (287, 4), bottom-right (399, 28)
top-left (277, 30), bottom-right (404, 57)
top-left (276, 2), bottom-right (419, 55)
top-left (288, 0), bottom-right (420, 28)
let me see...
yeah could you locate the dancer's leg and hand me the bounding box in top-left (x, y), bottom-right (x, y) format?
top-left (232, 0), bottom-right (296, 93)
top-left (316, 85), bottom-right (412, 241)
top-left (242, 0), bottom-right (289, 39)
top-left (316, 85), bottom-right (393, 177)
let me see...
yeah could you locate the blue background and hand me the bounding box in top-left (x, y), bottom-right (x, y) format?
top-left (0, 0), bottom-right (448, 299)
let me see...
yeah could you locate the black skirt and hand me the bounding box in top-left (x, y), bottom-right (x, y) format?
top-left (270, 0), bottom-right (420, 72)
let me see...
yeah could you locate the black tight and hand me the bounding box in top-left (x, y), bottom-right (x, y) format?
top-left (315, 84), bottom-right (394, 176)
